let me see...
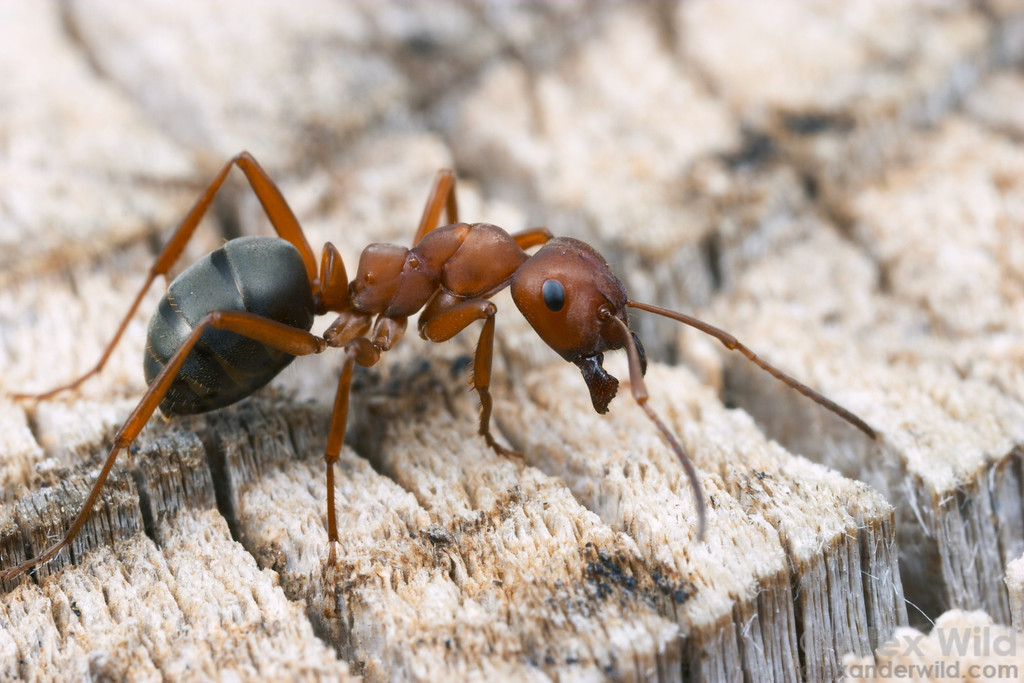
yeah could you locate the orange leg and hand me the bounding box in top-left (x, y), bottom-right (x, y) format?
top-left (322, 336), bottom-right (379, 562)
top-left (420, 299), bottom-right (517, 458)
top-left (324, 344), bottom-right (357, 557)
top-left (321, 318), bottom-right (405, 561)
top-left (511, 227), bottom-right (553, 251)
top-left (412, 169), bottom-right (459, 246)
top-left (0, 310), bottom-right (326, 581)
top-left (14, 152), bottom-right (317, 402)
top-left (316, 242), bottom-right (352, 314)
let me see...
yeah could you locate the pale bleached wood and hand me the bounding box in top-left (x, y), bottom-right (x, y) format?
top-left (0, 424), bottom-right (351, 680)
top-left (0, 507), bottom-right (22, 596)
top-left (194, 388), bottom-right (683, 680)
top-left (12, 463), bottom-right (140, 583)
top-left (0, 510), bottom-right (350, 681)
top-left (0, 3), bottom-right (193, 287)
top-left (450, 8), bottom-right (737, 355)
top-left (64, 1), bottom-right (599, 174)
top-left (1007, 555), bottom-right (1024, 634)
top-left (705, 113), bottom-right (1024, 626)
top-left (0, 402), bottom-right (43, 495)
top-left (716, 257), bottom-right (1024, 625)
top-left (495, 358), bottom-right (901, 682)
top-left (843, 610), bottom-right (1024, 682)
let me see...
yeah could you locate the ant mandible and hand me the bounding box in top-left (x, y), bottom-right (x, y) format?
top-left (1, 152), bottom-right (876, 580)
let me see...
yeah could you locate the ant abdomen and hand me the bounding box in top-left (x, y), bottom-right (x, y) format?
top-left (144, 235), bottom-right (314, 415)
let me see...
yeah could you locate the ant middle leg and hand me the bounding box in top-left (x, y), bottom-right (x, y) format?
top-left (15, 152), bottom-right (319, 402)
top-left (419, 298), bottom-right (517, 458)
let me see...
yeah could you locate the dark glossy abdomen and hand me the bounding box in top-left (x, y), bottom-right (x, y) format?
top-left (144, 236), bottom-right (315, 415)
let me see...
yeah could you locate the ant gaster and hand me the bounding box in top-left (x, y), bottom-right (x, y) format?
top-left (1, 153), bottom-right (876, 580)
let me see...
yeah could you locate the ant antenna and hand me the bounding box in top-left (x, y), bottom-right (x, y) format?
top-left (626, 300), bottom-right (877, 440)
top-left (611, 315), bottom-right (707, 541)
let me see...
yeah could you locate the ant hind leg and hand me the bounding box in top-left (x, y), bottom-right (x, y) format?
top-left (510, 227), bottom-right (553, 251)
top-left (0, 310), bottom-right (327, 581)
top-left (13, 152), bottom-right (319, 402)
top-left (411, 169), bottom-right (459, 246)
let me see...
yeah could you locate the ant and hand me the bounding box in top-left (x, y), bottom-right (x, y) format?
top-left (1, 153), bottom-right (876, 581)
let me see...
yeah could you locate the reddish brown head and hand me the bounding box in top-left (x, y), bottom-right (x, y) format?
top-left (511, 237), bottom-right (646, 413)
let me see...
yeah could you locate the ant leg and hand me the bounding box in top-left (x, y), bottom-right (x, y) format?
top-left (419, 299), bottom-right (517, 458)
top-left (321, 318), bottom-right (404, 561)
top-left (316, 242), bottom-right (352, 314)
top-left (15, 152), bottom-right (317, 402)
top-left (412, 169), bottom-right (459, 246)
top-left (322, 336), bottom-right (378, 562)
top-left (324, 345), bottom-right (356, 560)
top-left (168, 151), bottom-right (318, 280)
top-left (510, 227), bottom-right (553, 251)
top-left (0, 310), bottom-right (327, 581)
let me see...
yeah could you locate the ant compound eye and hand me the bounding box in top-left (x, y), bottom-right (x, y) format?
top-left (542, 279), bottom-right (565, 312)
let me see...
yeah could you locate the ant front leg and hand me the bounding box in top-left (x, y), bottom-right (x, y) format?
top-left (0, 311), bottom-right (327, 581)
top-left (321, 336), bottom-right (378, 562)
top-left (14, 152), bottom-right (318, 402)
top-left (419, 297), bottom-right (518, 458)
top-left (320, 315), bottom-right (405, 562)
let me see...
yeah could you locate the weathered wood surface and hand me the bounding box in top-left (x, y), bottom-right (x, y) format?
top-left (844, 610), bottom-right (1024, 682)
top-left (1, 2), bottom-right (1024, 681)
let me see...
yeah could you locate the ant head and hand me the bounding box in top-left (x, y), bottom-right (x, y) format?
top-left (511, 237), bottom-right (646, 414)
